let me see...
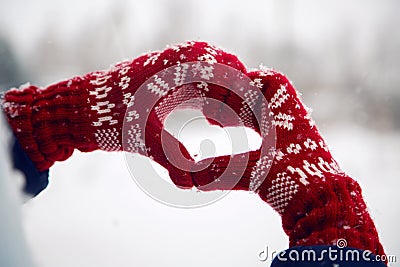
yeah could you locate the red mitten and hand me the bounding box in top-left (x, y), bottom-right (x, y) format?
top-left (1, 41), bottom-right (246, 188)
top-left (190, 68), bottom-right (386, 258)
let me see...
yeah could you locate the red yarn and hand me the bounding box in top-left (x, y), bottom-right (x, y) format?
top-left (2, 41), bottom-right (385, 259)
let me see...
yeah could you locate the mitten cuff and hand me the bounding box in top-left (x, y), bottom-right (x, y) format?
top-left (281, 175), bottom-right (385, 258)
top-left (2, 78), bottom-right (96, 171)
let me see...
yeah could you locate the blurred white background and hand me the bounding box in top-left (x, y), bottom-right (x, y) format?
top-left (0, 0), bottom-right (399, 266)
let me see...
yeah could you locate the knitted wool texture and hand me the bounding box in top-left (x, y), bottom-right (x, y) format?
top-left (2, 41), bottom-right (385, 258)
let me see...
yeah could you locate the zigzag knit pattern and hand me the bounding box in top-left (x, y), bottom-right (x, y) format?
top-left (1, 41), bottom-right (385, 260)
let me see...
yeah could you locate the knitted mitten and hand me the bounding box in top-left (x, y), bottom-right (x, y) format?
top-left (190, 68), bottom-right (386, 258)
top-left (1, 41), bottom-right (246, 188)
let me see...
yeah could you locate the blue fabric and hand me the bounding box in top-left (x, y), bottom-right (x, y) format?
top-left (270, 246), bottom-right (387, 267)
top-left (11, 136), bottom-right (49, 197)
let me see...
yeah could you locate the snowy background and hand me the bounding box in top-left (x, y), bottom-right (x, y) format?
top-left (0, 0), bottom-right (399, 266)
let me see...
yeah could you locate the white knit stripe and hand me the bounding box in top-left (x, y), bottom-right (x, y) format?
top-left (147, 75), bottom-right (171, 97)
top-left (266, 172), bottom-right (299, 214)
top-left (89, 73), bottom-right (118, 127)
top-left (126, 123), bottom-right (146, 153)
top-left (94, 128), bottom-right (121, 151)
